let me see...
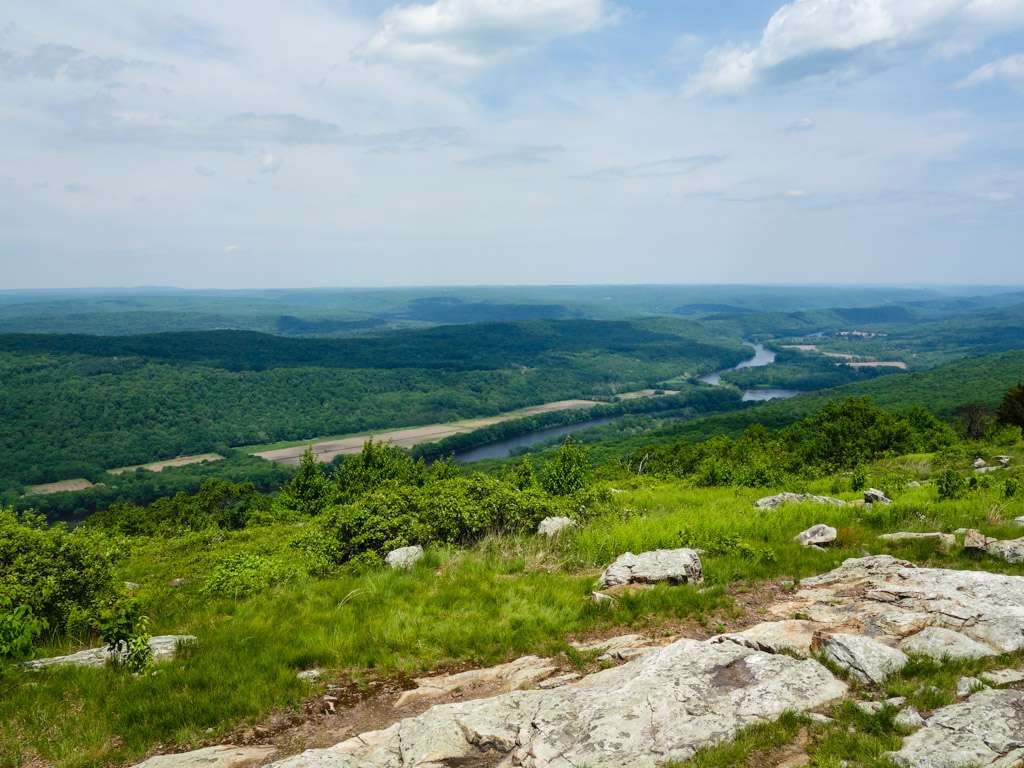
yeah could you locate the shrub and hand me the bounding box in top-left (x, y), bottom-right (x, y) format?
top-left (0, 507), bottom-right (122, 646)
top-left (201, 553), bottom-right (291, 599)
top-left (937, 470), bottom-right (968, 501)
top-left (95, 599), bottom-right (152, 673)
top-left (0, 596), bottom-right (47, 660)
top-left (1005, 478), bottom-right (1020, 499)
top-left (540, 439), bottom-right (590, 496)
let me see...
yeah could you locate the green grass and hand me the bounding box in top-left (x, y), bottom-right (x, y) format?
top-left (3, 471), bottom-right (1024, 768)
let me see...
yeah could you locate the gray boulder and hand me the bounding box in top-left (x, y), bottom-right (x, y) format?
top-left (864, 488), bottom-right (892, 505)
top-left (889, 689), bottom-right (1024, 767)
top-left (981, 668), bottom-right (1024, 687)
top-left (995, 455), bottom-right (1012, 468)
top-left (900, 627), bottom-right (996, 661)
top-left (23, 635), bottom-right (195, 670)
top-left (385, 545), bottom-right (424, 570)
top-left (599, 548), bottom-right (703, 588)
top-left (974, 458), bottom-right (989, 469)
top-left (814, 632), bottom-right (908, 685)
top-left (794, 524), bottom-right (837, 547)
top-left (755, 492), bottom-right (846, 510)
top-left (956, 676), bottom-right (986, 698)
top-left (267, 638), bottom-right (846, 768)
top-left (537, 516), bottom-right (576, 537)
top-left (984, 538), bottom-right (1024, 564)
top-left (878, 532), bottom-right (955, 550)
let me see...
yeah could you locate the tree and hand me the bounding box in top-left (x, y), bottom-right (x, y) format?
top-left (540, 439), bottom-right (590, 496)
top-left (997, 383), bottom-right (1024, 429)
top-left (954, 403), bottom-right (994, 440)
top-left (276, 448), bottom-right (338, 515)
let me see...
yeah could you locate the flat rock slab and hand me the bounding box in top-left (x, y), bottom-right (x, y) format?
top-left (755, 493), bottom-right (846, 510)
top-left (889, 689), bottom-right (1024, 767)
top-left (599, 548), bottom-right (703, 588)
top-left (395, 655), bottom-right (558, 708)
top-left (23, 635), bottom-right (195, 670)
top-left (131, 746), bottom-right (277, 768)
top-left (814, 632), bottom-right (908, 685)
top-left (771, 555), bottom-right (1024, 654)
top-left (270, 638), bottom-right (847, 768)
top-left (570, 634), bottom-right (657, 662)
top-left (982, 669), bottom-right (1024, 687)
top-left (878, 532), bottom-right (955, 550)
top-left (712, 620), bottom-right (822, 657)
top-left (900, 626), bottom-right (998, 661)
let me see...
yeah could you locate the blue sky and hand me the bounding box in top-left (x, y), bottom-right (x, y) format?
top-left (1, 0), bottom-right (1023, 288)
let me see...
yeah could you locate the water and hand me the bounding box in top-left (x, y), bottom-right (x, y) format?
top-left (700, 342), bottom-right (798, 402)
top-left (453, 417), bottom-right (615, 463)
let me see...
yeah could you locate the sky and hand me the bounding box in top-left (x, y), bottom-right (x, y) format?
top-left (1, 0), bottom-right (1023, 289)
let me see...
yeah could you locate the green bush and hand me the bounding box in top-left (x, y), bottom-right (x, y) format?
top-left (0, 596), bottom-right (47, 660)
top-left (95, 599), bottom-right (152, 672)
top-left (937, 470), bottom-right (968, 501)
top-left (1005, 478), bottom-right (1020, 499)
top-left (201, 553), bottom-right (291, 599)
top-left (540, 439), bottom-right (591, 496)
top-left (0, 507), bottom-right (122, 646)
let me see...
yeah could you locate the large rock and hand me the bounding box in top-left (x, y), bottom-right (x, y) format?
top-left (813, 632), bottom-right (908, 685)
top-left (899, 627), bottom-right (997, 661)
top-left (984, 538), bottom-right (1024, 564)
top-left (537, 517), bottom-right (576, 537)
top-left (864, 488), bottom-right (892, 505)
top-left (570, 634), bottom-right (658, 662)
top-left (22, 635), bottom-right (195, 670)
top-left (385, 545), bottom-right (424, 570)
top-left (794, 524), bottom-right (837, 547)
top-left (889, 689), bottom-right (1024, 767)
top-left (395, 656), bottom-right (558, 708)
top-left (130, 746), bottom-right (276, 768)
top-left (754, 493), bottom-right (846, 510)
top-left (711, 620), bottom-right (821, 657)
top-left (268, 638), bottom-right (847, 768)
top-left (598, 548), bottom-right (703, 588)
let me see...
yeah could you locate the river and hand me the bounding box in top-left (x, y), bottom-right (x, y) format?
top-left (699, 342), bottom-right (799, 402)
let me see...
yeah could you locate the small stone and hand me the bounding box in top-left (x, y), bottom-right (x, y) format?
top-left (894, 707), bottom-right (926, 729)
top-left (794, 524), bottom-right (837, 547)
top-left (974, 458), bottom-right (989, 469)
top-left (956, 676), bottom-right (985, 698)
top-left (385, 545), bottom-right (424, 570)
top-left (297, 669), bottom-right (322, 682)
top-left (963, 529), bottom-right (996, 550)
top-left (590, 591), bottom-right (616, 604)
top-left (980, 668), bottom-right (1024, 687)
top-left (537, 517), bottom-right (576, 537)
top-left (907, 481), bottom-right (922, 489)
top-left (807, 713), bottom-right (833, 725)
top-left (123, 581), bottom-right (140, 591)
top-left (168, 578), bottom-right (190, 587)
top-left (1014, 516), bottom-right (1024, 527)
top-left (864, 488), bottom-right (892, 505)
top-left (995, 455), bottom-right (1012, 468)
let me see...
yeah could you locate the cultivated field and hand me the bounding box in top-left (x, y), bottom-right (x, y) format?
top-left (107, 453), bottom-right (225, 475)
top-left (23, 478), bottom-right (95, 496)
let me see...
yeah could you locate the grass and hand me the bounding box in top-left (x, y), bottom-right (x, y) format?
top-left (3, 469), bottom-right (1024, 768)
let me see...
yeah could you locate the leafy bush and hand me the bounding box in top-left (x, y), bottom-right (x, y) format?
top-left (677, 528), bottom-right (777, 565)
top-left (937, 470), bottom-right (968, 501)
top-left (201, 553), bottom-right (291, 599)
top-left (0, 507), bottom-right (122, 646)
top-left (540, 440), bottom-right (591, 496)
top-left (95, 599), bottom-right (152, 672)
top-left (0, 596), bottom-right (47, 660)
top-left (1005, 478), bottom-right (1019, 499)
top-left (997, 383), bottom-right (1024, 428)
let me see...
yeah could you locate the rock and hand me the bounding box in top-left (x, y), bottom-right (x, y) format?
top-left (981, 668), bottom-right (1024, 687)
top-left (974, 458), bottom-right (989, 469)
top-left (394, 655), bottom-right (558, 708)
top-left (907, 481), bottom-right (922, 489)
top-left (123, 581), bottom-right (140, 591)
top-left (129, 746), bottom-right (277, 768)
top-left (712, 620), bottom-right (821, 657)
top-left (794, 524), bottom-right (837, 547)
top-left (571, 634), bottom-right (657, 662)
top-left (889, 689), bottom-right (1024, 767)
top-left (855, 697), bottom-right (906, 714)
top-left (963, 529), bottom-right (997, 550)
top-left (168, 577), bottom-right (190, 587)
top-left (755, 493), bottom-right (846, 510)
top-left (995, 455), bottom-right (1012, 468)
top-left (537, 517), bottom-right (576, 537)
top-left (384, 545), bottom-right (424, 570)
top-left (894, 706), bottom-right (926, 729)
top-left (269, 638), bottom-right (847, 768)
top-left (984, 538), bottom-right (1024, 564)
top-left (814, 632), bottom-right (908, 685)
top-left (956, 676), bottom-right (985, 698)
top-left (23, 635), bottom-right (195, 670)
top-left (537, 673), bottom-right (581, 690)
top-left (878, 532), bottom-right (955, 550)
top-left (864, 488), bottom-right (892, 505)
top-left (899, 627), bottom-right (997, 661)
top-left (976, 466), bottom-right (1001, 474)
top-left (807, 713), bottom-right (833, 725)
top-left (770, 555), bottom-right (1024, 655)
top-left (598, 548), bottom-right (703, 589)
top-left (297, 669), bottom-right (322, 682)
top-left (1014, 516), bottom-right (1024, 527)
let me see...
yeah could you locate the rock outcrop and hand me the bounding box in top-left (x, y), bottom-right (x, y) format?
top-left (864, 488), bottom-right (892, 505)
top-left (889, 689), bottom-right (1024, 767)
top-left (598, 548), bottom-right (703, 588)
top-left (23, 635), bottom-right (195, 670)
top-left (813, 632), bottom-right (908, 685)
top-left (131, 746), bottom-right (276, 768)
top-left (537, 517), bottom-right (576, 537)
top-left (385, 546), bottom-right (424, 570)
top-left (395, 655), bottom-right (559, 708)
top-left (754, 493), bottom-right (846, 510)
top-left (899, 627), bottom-right (996, 661)
top-left (269, 638), bottom-right (847, 768)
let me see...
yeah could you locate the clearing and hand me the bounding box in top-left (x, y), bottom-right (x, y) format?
top-left (108, 453), bottom-right (226, 475)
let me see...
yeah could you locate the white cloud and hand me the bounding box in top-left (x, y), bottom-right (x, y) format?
top-left (359, 0), bottom-right (611, 67)
top-left (258, 152), bottom-right (281, 174)
top-left (977, 190), bottom-right (1016, 202)
top-left (955, 53), bottom-right (1024, 88)
top-left (688, 0), bottom-right (1024, 94)
top-left (223, 244), bottom-right (240, 253)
